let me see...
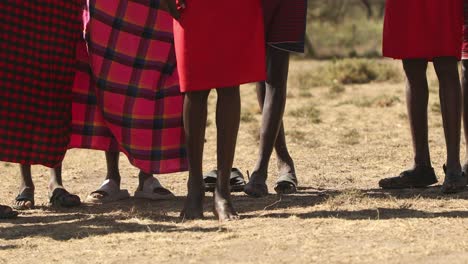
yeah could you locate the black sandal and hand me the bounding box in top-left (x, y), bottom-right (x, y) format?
top-left (274, 172), bottom-right (298, 195)
top-left (12, 188), bottom-right (35, 210)
top-left (203, 168), bottom-right (246, 192)
top-left (49, 188), bottom-right (81, 207)
top-left (230, 168), bottom-right (246, 192)
top-left (203, 170), bottom-right (217, 192)
top-left (441, 165), bottom-right (467, 194)
top-left (379, 166), bottom-right (438, 189)
top-left (0, 205), bottom-right (18, 219)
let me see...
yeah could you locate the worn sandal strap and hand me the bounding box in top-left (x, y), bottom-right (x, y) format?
top-left (92, 179), bottom-right (121, 196)
top-left (230, 169), bottom-right (246, 186)
top-left (203, 170), bottom-right (218, 184)
top-left (15, 193), bottom-right (34, 202)
top-left (142, 177), bottom-right (164, 193)
top-left (276, 173), bottom-right (298, 187)
top-left (49, 188), bottom-right (81, 207)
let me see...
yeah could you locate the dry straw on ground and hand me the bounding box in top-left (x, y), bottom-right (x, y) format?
top-left (1, 60), bottom-right (468, 264)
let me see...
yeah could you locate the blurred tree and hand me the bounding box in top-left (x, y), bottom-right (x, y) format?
top-left (304, 0), bottom-right (386, 57)
top-left (360, 0), bottom-right (373, 18)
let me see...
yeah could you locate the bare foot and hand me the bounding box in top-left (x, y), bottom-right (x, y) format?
top-left (180, 191), bottom-right (205, 220)
top-left (213, 189), bottom-right (239, 221)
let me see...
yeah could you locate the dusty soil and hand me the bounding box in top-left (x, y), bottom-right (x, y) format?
top-left (1, 60), bottom-right (468, 264)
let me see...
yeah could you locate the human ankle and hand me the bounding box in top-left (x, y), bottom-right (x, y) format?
top-left (48, 182), bottom-right (63, 191)
top-left (19, 184), bottom-right (34, 192)
top-left (106, 172), bottom-right (121, 185)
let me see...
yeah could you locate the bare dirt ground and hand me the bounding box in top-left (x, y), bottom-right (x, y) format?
top-left (2, 60), bottom-right (468, 264)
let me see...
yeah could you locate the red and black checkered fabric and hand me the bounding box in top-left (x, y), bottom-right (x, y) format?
top-left (0, 1), bottom-right (83, 167)
top-left (70, 1), bottom-right (187, 174)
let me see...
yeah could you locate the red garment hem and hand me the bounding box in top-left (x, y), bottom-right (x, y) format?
top-left (179, 75), bottom-right (267, 93)
top-left (0, 157), bottom-right (64, 168)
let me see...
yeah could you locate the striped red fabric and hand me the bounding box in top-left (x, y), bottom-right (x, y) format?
top-left (70, 0), bottom-right (187, 174)
top-left (263, 0), bottom-right (308, 53)
top-left (0, 1), bottom-right (83, 167)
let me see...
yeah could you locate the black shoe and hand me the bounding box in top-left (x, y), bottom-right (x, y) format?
top-left (379, 166), bottom-right (438, 189)
top-left (441, 165), bottom-right (467, 194)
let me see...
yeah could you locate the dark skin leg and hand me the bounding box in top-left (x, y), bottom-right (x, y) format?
top-left (49, 165), bottom-right (65, 190)
top-left (433, 56), bottom-right (462, 174)
top-left (14, 164), bottom-right (35, 209)
top-left (274, 125), bottom-right (295, 175)
top-left (402, 59), bottom-right (432, 169)
top-left (89, 151), bottom-right (122, 199)
top-left (90, 152), bottom-right (168, 199)
top-left (136, 171), bottom-right (172, 195)
top-left (246, 46), bottom-right (293, 194)
top-left (379, 58), bottom-right (462, 190)
top-left (16, 163), bottom-right (79, 208)
top-left (48, 164), bottom-right (80, 205)
top-left (461, 60), bottom-right (468, 172)
top-left (214, 86), bottom-right (241, 221)
top-left (180, 90), bottom-right (210, 220)
top-left (253, 46), bottom-right (292, 176)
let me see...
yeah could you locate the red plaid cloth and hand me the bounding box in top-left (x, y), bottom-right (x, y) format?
top-left (70, 0), bottom-right (187, 174)
top-left (0, 1), bottom-right (83, 167)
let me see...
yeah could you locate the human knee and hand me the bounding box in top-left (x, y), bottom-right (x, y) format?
top-left (185, 90), bottom-right (210, 103)
top-left (216, 86), bottom-right (240, 99)
top-left (433, 56), bottom-right (458, 77)
top-left (266, 48), bottom-right (289, 86)
top-left (402, 59), bottom-right (427, 79)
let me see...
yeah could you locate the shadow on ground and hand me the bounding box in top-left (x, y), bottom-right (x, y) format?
top-left (1, 185), bottom-right (468, 242)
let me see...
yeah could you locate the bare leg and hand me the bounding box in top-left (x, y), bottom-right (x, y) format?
top-left (379, 59), bottom-right (437, 189)
top-left (274, 124), bottom-right (295, 175)
top-left (254, 47), bottom-right (291, 174)
top-left (180, 90), bottom-right (210, 220)
top-left (461, 59), bottom-right (468, 172)
top-left (14, 164), bottom-right (35, 209)
top-left (404, 59), bottom-right (432, 168)
top-left (214, 86), bottom-right (241, 221)
top-left (49, 165), bottom-right (64, 190)
top-left (104, 151), bottom-right (121, 185)
top-left (433, 56), bottom-right (465, 193)
top-left (88, 151), bottom-right (122, 199)
top-left (245, 46), bottom-right (292, 197)
top-left (91, 151), bottom-right (171, 200)
top-left (48, 164), bottom-right (81, 207)
top-left (136, 170), bottom-right (173, 197)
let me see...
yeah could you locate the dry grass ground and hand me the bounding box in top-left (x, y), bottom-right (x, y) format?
top-left (2, 59), bottom-right (468, 264)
